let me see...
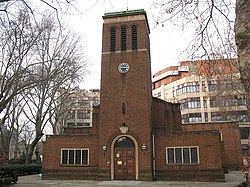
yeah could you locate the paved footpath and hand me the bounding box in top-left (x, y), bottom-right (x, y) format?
top-left (13, 171), bottom-right (245, 187)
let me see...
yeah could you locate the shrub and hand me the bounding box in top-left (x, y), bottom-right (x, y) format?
top-left (0, 164), bottom-right (42, 176)
top-left (8, 158), bottom-right (26, 165)
top-left (0, 177), bottom-right (12, 186)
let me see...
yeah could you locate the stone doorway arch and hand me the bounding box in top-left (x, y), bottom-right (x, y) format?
top-left (111, 135), bottom-right (138, 180)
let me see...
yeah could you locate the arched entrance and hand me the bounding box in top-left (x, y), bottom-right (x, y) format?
top-left (111, 135), bottom-right (138, 180)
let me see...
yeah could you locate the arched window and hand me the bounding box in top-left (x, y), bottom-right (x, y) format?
top-left (110, 27), bottom-right (116, 52)
top-left (121, 26), bottom-right (127, 51)
top-left (114, 137), bottom-right (135, 148)
top-left (132, 25), bottom-right (138, 50)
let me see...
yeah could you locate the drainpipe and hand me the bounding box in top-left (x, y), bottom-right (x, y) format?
top-left (152, 133), bottom-right (156, 180)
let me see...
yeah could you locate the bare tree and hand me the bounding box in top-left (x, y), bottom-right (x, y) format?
top-left (0, 93), bottom-right (26, 160)
top-left (0, 0), bottom-right (80, 23)
top-left (235, 0), bottom-right (250, 118)
top-left (20, 14), bottom-right (86, 164)
top-left (0, 9), bottom-right (43, 160)
top-left (49, 87), bottom-right (74, 135)
top-left (153, 0), bottom-right (249, 118)
top-left (0, 8), bottom-right (86, 163)
top-left (153, 0), bottom-right (236, 58)
top-left (0, 9), bottom-right (41, 116)
top-left (19, 125), bottom-right (35, 161)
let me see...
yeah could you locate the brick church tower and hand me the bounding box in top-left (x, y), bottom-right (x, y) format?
top-left (98, 10), bottom-right (153, 180)
top-left (42, 9), bottom-right (229, 182)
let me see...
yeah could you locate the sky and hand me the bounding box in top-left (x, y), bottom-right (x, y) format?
top-left (65, 0), bottom-right (192, 89)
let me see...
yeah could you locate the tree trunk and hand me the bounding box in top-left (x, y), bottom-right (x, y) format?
top-left (235, 0), bottom-right (250, 118)
top-left (25, 133), bottom-right (43, 164)
top-left (235, 2), bottom-right (250, 186)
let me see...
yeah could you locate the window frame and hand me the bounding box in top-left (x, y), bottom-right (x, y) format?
top-left (166, 146), bottom-right (199, 165)
top-left (110, 26), bottom-right (116, 52)
top-left (121, 25), bottom-right (127, 51)
top-left (131, 24), bottom-right (138, 50)
top-left (61, 148), bottom-right (89, 166)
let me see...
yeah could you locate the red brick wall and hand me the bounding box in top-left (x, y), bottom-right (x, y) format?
top-left (42, 134), bottom-right (99, 179)
top-left (152, 98), bottom-right (182, 132)
top-left (43, 11), bottom-right (228, 182)
top-left (183, 122), bottom-right (243, 170)
top-left (154, 130), bottom-right (225, 181)
top-left (99, 14), bottom-right (153, 180)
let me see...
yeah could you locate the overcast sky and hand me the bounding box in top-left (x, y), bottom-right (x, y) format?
top-left (65, 0), bottom-right (192, 89)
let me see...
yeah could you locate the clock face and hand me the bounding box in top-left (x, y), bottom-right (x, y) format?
top-left (118, 63), bottom-right (129, 74)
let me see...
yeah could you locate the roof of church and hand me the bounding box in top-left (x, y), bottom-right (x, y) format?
top-left (103, 9), bottom-right (150, 33)
top-left (103, 9), bottom-right (146, 17)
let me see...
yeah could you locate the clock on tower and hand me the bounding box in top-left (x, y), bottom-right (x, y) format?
top-left (118, 63), bottom-right (129, 73)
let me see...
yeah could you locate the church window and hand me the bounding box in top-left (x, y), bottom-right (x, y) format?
top-left (121, 26), bottom-right (126, 51)
top-left (115, 136), bottom-right (135, 148)
top-left (132, 25), bottom-right (138, 50)
top-left (82, 150), bottom-right (89, 165)
top-left (110, 27), bottom-right (116, 52)
top-left (61, 149), bottom-right (89, 165)
top-left (166, 146), bottom-right (199, 165)
top-left (75, 150), bottom-right (81, 164)
top-left (175, 148), bottom-right (182, 164)
top-left (190, 147), bottom-right (198, 163)
top-left (167, 148), bottom-right (174, 164)
top-left (69, 150), bottom-right (74, 164)
top-left (62, 150), bottom-right (68, 164)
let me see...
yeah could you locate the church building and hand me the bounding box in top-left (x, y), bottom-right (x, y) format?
top-left (43, 9), bottom-right (233, 181)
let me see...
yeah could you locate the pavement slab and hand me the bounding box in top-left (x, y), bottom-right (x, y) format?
top-left (13, 171), bottom-right (245, 187)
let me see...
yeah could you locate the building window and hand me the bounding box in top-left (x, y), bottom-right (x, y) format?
top-left (132, 25), bottom-right (138, 50)
top-left (202, 81), bottom-right (206, 92)
top-left (78, 97), bottom-right (90, 107)
top-left (211, 112), bottom-right (223, 122)
top-left (182, 113), bottom-right (202, 124)
top-left (180, 97), bottom-right (201, 109)
top-left (205, 112), bottom-right (208, 122)
top-left (166, 146), bottom-right (199, 165)
top-left (121, 26), bottom-right (126, 51)
top-left (77, 110), bottom-right (84, 119)
top-left (76, 123), bottom-right (90, 127)
top-left (83, 110), bottom-right (90, 119)
top-left (208, 81), bottom-right (217, 92)
top-left (92, 97), bottom-right (100, 107)
top-left (211, 111), bottom-right (249, 122)
top-left (242, 144), bottom-right (249, 155)
top-left (210, 95), bottom-right (247, 108)
top-left (240, 127), bottom-right (250, 139)
top-left (61, 149), bottom-right (89, 165)
top-left (172, 89), bottom-right (175, 97)
top-left (203, 98), bottom-right (207, 108)
top-left (110, 27), bottom-right (116, 52)
top-left (69, 110), bottom-right (75, 119)
top-left (176, 82), bottom-right (199, 96)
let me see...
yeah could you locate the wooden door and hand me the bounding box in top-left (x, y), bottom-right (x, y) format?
top-left (114, 148), bottom-right (135, 180)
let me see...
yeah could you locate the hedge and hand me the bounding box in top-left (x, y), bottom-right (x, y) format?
top-left (0, 177), bottom-right (12, 187)
top-left (0, 164), bottom-right (42, 177)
